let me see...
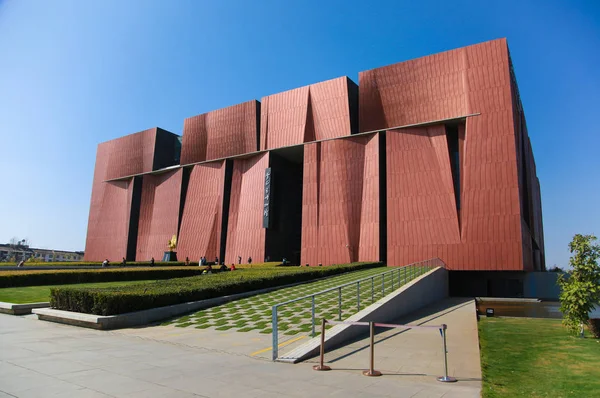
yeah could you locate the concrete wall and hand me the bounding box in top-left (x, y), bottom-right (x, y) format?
top-left (280, 266), bottom-right (448, 362)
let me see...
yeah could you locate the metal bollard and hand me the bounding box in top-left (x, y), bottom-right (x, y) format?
top-left (437, 324), bottom-right (457, 382)
top-left (313, 319), bottom-right (331, 371)
top-left (362, 322), bottom-right (382, 377)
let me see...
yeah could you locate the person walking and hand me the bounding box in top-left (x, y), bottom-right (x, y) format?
top-left (238, 256), bottom-right (242, 265)
top-left (150, 257), bottom-right (155, 266)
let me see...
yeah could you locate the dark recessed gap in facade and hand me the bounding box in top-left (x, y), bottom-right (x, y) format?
top-left (219, 159), bottom-right (234, 263)
top-left (177, 167), bottom-right (192, 237)
top-left (153, 128), bottom-right (181, 170)
top-left (265, 147), bottom-right (304, 265)
top-left (378, 131), bottom-right (387, 264)
top-left (445, 124), bottom-right (461, 214)
top-left (255, 101), bottom-right (261, 152)
top-left (519, 115), bottom-right (532, 231)
top-left (126, 176), bottom-right (143, 261)
top-left (347, 78), bottom-right (359, 135)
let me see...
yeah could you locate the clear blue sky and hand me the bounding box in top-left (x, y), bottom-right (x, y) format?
top-left (0, 0), bottom-right (598, 267)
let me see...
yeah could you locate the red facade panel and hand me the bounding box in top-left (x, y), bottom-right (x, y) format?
top-left (177, 162), bottom-right (227, 262)
top-left (225, 153), bottom-right (269, 264)
top-left (104, 128), bottom-right (158, 180)
top-left (380, 39), bottom-right (526, 271)
top-left (301, 135), bottom-right (379, 266)
top-left (180, 101), bottom-right (259, 165)
top-left (135, 169), bottom-right (183, 261)
top-left (84, 143), bottom-right (135, 261)
top-left (260, 77), bottom-right (354, 150)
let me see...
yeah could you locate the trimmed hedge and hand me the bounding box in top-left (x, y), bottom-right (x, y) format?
top-left (50, 262), bottom-right (382, 315)
top-left (0, 267), bottom-right (206, 288)
top-left (0, 261), bottom-right (196, 267)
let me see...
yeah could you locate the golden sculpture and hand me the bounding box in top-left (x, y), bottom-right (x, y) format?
top-left (167, 235), bottom-right (177, 251)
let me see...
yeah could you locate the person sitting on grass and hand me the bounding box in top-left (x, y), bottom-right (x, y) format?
top-left (219, 263), bottom-right (228, 272)
top-left (150, 257), bottom-right (155, 266)
top-left (202, 264), bottom-right (213, 275)
top-left (121, 257), bottom-right (126, 266)
top-left (102, 259), bottom-right (109, 267)
top-left (230, 264), bottom-right (236, 271)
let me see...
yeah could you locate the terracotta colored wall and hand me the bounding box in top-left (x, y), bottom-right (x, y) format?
top-left (136, 169), bottom-right (183, 261)
top-left (85, 127), bottom-right (180, 261)
top-left (260, 77), bottom-right (356, 150)
top-left (177, 162), bottom-right (227, 262)
top-left (181, 100), bottom-right (259, 165)
top-left (379, 39), bottom-right (527, 270)
top-left (301, 134), bottom-right (379, 266)
top-left (84, 144), bottom-right (135, 261)
top-left (104, 128), bottom-right (158, 180)
top-left (225, 153), bottom-right (269, 264)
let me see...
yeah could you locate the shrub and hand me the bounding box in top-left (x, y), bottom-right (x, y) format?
top-left (558, 234), bottom-right (600, 335)
top-left (0, 267), bottom-right (206, 288)
top-left (0, 261), bottom-right (196, 267)
top-left (50, 262), bottom-right (382, 315)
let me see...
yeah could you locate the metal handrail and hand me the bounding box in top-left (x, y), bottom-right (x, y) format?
top-left (274, 258), bottom-right (442, 307)
top-left (271, 258), bottom-right (445, 360)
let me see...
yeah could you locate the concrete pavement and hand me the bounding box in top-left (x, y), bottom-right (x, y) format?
top-left (0, 302), bottom-right (480, 397)
top-left (306, 298), bottom-right (482, 391)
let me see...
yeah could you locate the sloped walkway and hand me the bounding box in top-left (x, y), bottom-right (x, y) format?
top-left (305, 297), bottom-right (482, 396)
top-left (163, 267), bottom-right (415, 335)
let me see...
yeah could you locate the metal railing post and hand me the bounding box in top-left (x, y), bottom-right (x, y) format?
top-left (311, 295), bottom-right (316, 337)
top-left (313, 318), bottom-right (331, 371)
top-left (357, 281), bottom-right (360, 312)
top-left (392, 269), bottom-right (395, 290)
top-left (362, 321), bottom-right (382, 377)
top-left (381, 273), bottom-right (385, 296)
top-left (437, 324), bottom-right (457, 382)
top-left (338, 287), bottom-right (342, 321)
top-left (272, 306), bottom-right (278, 361)
top-left (371, 276), bottom-right (374, 303)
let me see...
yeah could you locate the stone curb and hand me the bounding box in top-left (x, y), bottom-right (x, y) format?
top-left (0, 301), bottom-right (50, 315)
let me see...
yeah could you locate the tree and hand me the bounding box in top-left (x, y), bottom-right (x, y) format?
top-left (558, 234), bottom-right (600, 336)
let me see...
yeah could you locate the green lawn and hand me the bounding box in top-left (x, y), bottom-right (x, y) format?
top-left (0, 280), bottom-right (157, 303)
top-left (479, 317), bottom-right (600, 398)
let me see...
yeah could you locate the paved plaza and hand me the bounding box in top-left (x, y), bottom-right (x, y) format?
top-left (0, 296), bottom-right (480, 397)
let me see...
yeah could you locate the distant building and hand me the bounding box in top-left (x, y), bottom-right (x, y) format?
top-left (0, 244), bottom-right (84, 262)
top-left (31, 249), bottom-right (85, 262)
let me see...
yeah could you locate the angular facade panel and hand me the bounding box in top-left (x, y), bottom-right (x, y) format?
top-left (180, 101), bottom-right (260, 165)
top-left (381, 39), bottom-right (531, 271)
top-left (84, 141), bottom-right (136, 261)
top-left (135, 169), bottom-right (183, 261)
top-left (301, 134), bottom-right (379, 266)
top-left (225, 153), bottom-right (269, 264)
top-left (177, 162), bottom-right (227, 262)
top-left (260, 77), bottom-right (357, 150)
